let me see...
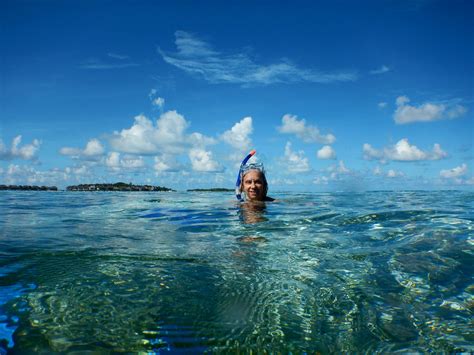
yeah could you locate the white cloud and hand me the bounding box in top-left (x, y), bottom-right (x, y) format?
top-left (282, 142), bottom-right (311, 173)
top-left (60, 139), bottom-right (105, 160)
top-left (59, 147), bottom-right (81, 156)
top-left (154, 154), bottom-right (182, 173)
top-left (269, 177), bottom-right (297, 186)
top-left (71, 165), bottom-right (90, 175)
top-left (109, 111), bottom-right (214, 155)
top-left (394, 96), bottom-right (467, 124)
top-left (440, 163), bottom-right (468, 179)
top-left (188, 148), bottom-right (222, 172)
top-left (372, 166), bottom-right (404, 178)
top-left (327, 160), bottom-right (350, 176)
top-left (220, 116), bottom-right (253, 152)
top-left (105, 152), bottom-right (145, 171)
top-left (278, 114), bottom-right (336, 144)
top-left (370, 65), bottom-right (391, 75)
top-left (396, 96), bottom-right (410, 106)
top-left (313, 176), bottom-right (330, 185)
top-left (120, 155), bottom-right (145, 169)
top-left (83, 139), bottom-right (105, 156)
top-left (159, 31), bottom-right (357, 86)
top-left (378, 102), bottom-right (387, 109)
top-left (105, 152), bottom-right (120, 169)
top-left (189, 132), bottom-right (217, 148)
top-left (314, 160), bottom-right (351, 183)
top-left (3, 164), bottom-right (71, 185)
top-left (317, 145), bottom-right (336, 160)
top-left (152, 97), bottom-right (165, 108)
top-left (363, 138), bottom-right (447, 162)
top-left (148, 89), bottom-right (165, 109)
top-left (0, 135), bottom-right (41, 160)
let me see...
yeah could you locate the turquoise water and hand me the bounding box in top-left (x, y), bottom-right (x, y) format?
top-left (0, 190), bottom-right (473, 353)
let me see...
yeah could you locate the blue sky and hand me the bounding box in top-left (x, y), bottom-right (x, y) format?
top-left (1, 0), bottom-right (473, 191)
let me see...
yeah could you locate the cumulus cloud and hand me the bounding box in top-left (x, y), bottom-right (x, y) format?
top-left (159, 31), bottom-right (357, 86)
top-left (440, 163), bottom-right (468, 179)
top-left (220, 116), bottom-right (253, 152)
top-left (149, 89), bottom-right (165, 109)
top-left (370, 65), bottom-right (391, 75)
top-left (317, 145), bottom-right (336, 160)
top-left (327, 160), bottom-right (350, 178)
top-left (278, 114), bottom-right (336, 144)
top-left (105, 152), bottom-right (145, 171)
top-left (313, 176), bottom-right (330, 185)
top-left (189, 132), bottom-right (217, 148)
top-left (313, 160), bottom-right (351, 184)
top-left (0, 135), bottom-right (41, 160)
top-left (109, 111), bottom-right (215, 155)
top-left (152, 97), bottom-right (165, 108)
top-left (363, 138), bottom-right (448, 162)
top-left (3, 164), bottom-right (71, 185)
top-left (282, 142), bottom-right (311, 173)
top-left (372, 166), bottom-right (404, 178)
top-left (438, 164), bottom-right (473, 185)
top-left (60, 139), bottom-right (105, 160)
top-left (111, 113), bottom-right (163, 155)
top-left (188, 148), bottom-right (222, 172)
top-left (154, 154), bottom-right (183, 173)
top-left (394, 96), bottom-right (467, 124)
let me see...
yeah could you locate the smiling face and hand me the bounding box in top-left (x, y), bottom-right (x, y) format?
top-left (242, 170), bottom-right (267, 202)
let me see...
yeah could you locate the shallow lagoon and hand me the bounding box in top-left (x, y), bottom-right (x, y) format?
top-left (0, 190), bottom-right (473, 352)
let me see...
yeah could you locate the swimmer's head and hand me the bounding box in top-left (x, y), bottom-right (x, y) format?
top-left (240, 163), bottom-right (268, 201)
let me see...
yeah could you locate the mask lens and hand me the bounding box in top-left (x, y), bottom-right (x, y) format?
top-left (240, 163), bottom-right (265, 175)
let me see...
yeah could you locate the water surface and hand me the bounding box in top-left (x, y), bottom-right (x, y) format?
top-left (0, 190), bottom-right (473, 352)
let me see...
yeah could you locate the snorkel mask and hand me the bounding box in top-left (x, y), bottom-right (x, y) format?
top-left (235, 150), bottom-right (267, 201)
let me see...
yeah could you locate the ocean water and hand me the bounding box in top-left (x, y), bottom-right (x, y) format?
top-left (0, 190), bottom-right (472, 353)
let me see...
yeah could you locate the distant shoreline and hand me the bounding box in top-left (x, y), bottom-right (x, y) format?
top-left (0, 185), bottom-right (58, 191)
top-left (0, 184), bottom-right (233, 192)
top-left (66, 183), bottom-right (174, 192)
top-left (0, 183), bottom-right (174, 192)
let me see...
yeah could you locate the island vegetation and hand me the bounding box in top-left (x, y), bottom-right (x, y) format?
top-left (66, 182), bottom-right (174, 192)
top-left (0, 185), bottom-right (58, 191)
top-left (187, 188), bottom-right (234, 192)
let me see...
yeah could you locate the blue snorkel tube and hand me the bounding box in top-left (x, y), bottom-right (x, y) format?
top-left (235, 149), bottom-right (256, 201)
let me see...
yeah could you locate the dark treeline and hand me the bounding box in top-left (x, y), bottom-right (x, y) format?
top-left (0, 185), bottom-right (58, 191)
top-left (66, 182), bottom-right (174, 192)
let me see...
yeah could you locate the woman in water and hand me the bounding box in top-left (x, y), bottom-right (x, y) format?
top-left (238, 163), bottom-right (274, 228)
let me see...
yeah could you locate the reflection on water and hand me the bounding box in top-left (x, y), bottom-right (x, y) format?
top-left (239, 201), bottom-right (268, 224)
top-left (0, 190), bottom-right (473, 352)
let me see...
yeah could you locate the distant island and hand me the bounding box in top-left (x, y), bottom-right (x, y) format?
top-left (0, 185), bottom-right (58, 191)
top-left (67, 182), bottom-right (174, 192)
top-left (187, 188), bottom-right (234, 192)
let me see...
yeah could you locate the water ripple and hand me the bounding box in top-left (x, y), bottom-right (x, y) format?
top-left (0, 190), bottom-right (473, 352)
